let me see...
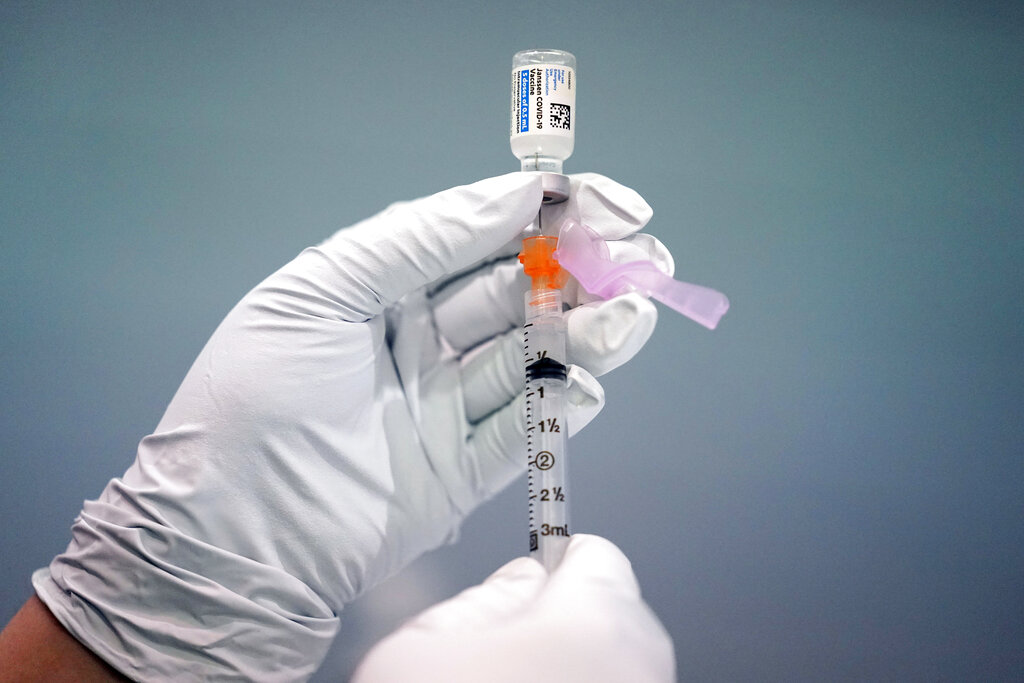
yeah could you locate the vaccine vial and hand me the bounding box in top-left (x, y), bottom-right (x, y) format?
top-left (510, 49), bottom-right (576, 174)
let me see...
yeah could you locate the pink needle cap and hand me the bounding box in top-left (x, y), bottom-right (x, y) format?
top-left (555, 219), bottom-right (730, 330)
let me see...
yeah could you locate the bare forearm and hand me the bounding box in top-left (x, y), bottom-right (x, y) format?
top-left (0, 595), bottom-right (129, 682)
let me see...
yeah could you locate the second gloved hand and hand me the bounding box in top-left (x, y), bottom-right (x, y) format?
top-left (352, 535), bottom-right (677, 683)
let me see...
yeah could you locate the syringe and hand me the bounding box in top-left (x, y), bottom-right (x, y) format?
top-left (519, 236), bottom-right (571, 570)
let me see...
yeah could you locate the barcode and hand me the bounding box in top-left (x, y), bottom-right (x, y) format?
top-left (550, 103), bottom-right (571, 130)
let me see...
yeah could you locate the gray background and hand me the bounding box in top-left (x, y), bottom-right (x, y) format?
top-left (2, 1), bottom-right (1022, 680)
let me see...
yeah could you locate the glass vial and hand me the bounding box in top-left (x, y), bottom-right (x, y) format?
top-left (510, 49), bottom-right (576, 173)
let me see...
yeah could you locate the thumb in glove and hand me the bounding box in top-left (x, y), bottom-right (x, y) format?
top-left (352, 534), bottom-right (677, 683)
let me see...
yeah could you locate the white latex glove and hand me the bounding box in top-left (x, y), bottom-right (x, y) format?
top-left (353, 534), bottom-right (676, 683)
top-left (32, 173), bottom-right (673, 680)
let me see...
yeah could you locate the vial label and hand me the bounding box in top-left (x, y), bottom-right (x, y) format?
top-left (510, 65), bottom-right (575, 140)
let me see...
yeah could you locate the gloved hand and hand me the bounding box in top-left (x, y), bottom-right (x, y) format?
top-left (32, 173), bottom-right (673, 680)
top-left (353, 534), bottom-right (676, 683)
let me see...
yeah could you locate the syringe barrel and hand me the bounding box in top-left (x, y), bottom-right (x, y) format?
top-left (524, 288), bottom-right (571, 570)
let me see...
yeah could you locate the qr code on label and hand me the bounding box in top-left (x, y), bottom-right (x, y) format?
top-left (550, 103), bottom-right (571, 130)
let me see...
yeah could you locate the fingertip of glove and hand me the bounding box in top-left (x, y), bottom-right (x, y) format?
top-left (440, 173), bottom-right (543, 245)
top-left (554, 534), bottom-right (642, 598)
top-left (565, 365), bottom-right (604, 436)
top-left (611, 233), bottom-right (675, 278)
top-left (567, 173), bottom-right (653, 237)
top-left (616, 293), bottom-right (659, 351)
top-left (567, 294), bottom-right (658, 377)
top-left (474, 172), bottom-right (544, 214)
top-left (566, 365), bottom-right (605, 405)
top-left (483, 171), bottom-right (545, 192)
